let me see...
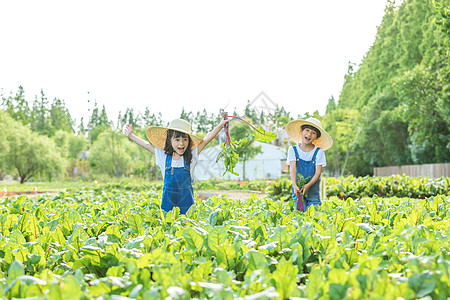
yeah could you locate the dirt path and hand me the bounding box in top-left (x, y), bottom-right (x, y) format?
top-left (198, 190), bottom-right (267, 200)
top-left (1, 190), bottom-right (268, 201)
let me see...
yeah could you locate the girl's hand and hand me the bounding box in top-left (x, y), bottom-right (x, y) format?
top-left (123, 124), bottom-right (133, 137)
top-left (220, 118), bottom-right (230, 127)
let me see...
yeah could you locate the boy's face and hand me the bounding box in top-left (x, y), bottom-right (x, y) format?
top-left (301, 127), bottom-right (318, 145)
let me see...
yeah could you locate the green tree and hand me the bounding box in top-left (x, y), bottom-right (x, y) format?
top-left (50, 98), bottom-right (74, 133)
top-left (89, 128), bottom-right (132, 178)
top-left (53, 130), bottom-right (87, 160)
top-left (230, 119), bottom-right (262, 180)
top-left (393, 63), bottom-right (450, 163)
top-left (244, 101), bottom-right (259, 124)
top-left (180, 107), bottom-right (194, 125)
top-left (127, 127), bottom-right (161, 181)
top-left (30, 89), bottom-right (55, 136)
top-left (351, 92), bottom-right (411, 175)
top-left (117, 107), bottom-right (141, 130)
top-left (78, 117), bottom-right (87, 136)
top-left (142, 108), bottom-right (165, 127)
top-left (322, 109), bottom-right (360, 176)
top-left (88, 103), bottom-right (111, 145)
top-left (194, 109), bottom-right (214, 133)
top-left (2, 116), bottom-right (66, 183)
top-left (0, 111), bottom-right (13, 178)
top-left (325, 96), bottom-right (337, 114)
top-left (333, 0), bottom-right (449, 174)
top-left (1, 86), bottom-right (31, 125)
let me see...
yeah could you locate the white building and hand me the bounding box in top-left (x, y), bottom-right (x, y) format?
top-left (194, 141), bottom-right (286, 181)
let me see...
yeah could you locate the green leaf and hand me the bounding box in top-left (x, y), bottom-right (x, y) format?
top-left (9, 229), bottom-right (26, 247)
top-left (29, 214), bottom-right (40, 240)
top-left (329, 283), bottom-right (348, 300)
top-left (217, 244), bottom-right (236, 267)
top-left (252, 126), bottom-right (277, 142)
top-left (355, 223), bottom-right (375, 233)
top-left (17, 211), bottom-right (30, 233)
top-left (106, 266), bottom-right (124, 277)
top-left (12, 248), bottom-right (29, 264)
top-left (328, 268), bottom-right (348, 285)
top-left (128, 214), bottom-right (143, 235)
top-left (8, 260), bottom-right (25, 280)
top-left (408, 272), bottom-right (436, 298)
top-left (272, 259), bottom-right (297, 299)
top-left (17, 275), bottom-right (46, 285)
top-left (268, 226), bottom-right (290, 250)
top-left (53, 229), bottom-right (66, 248)
top-left (60, 275), bottom-right (84, 299)
top-left (183, 228), bottom-right (204, 252)
top-left (207, 227), bottom-right (227, 253)
top-left (245, 249), bottom-right (267, 273)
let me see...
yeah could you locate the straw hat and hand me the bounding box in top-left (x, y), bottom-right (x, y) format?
top-left (146, 119), bottom-right (203, 150)
top-left (285, 117), bottom-right (333, 150)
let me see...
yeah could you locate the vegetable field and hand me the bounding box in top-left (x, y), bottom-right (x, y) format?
top-left (1, 177), bottom-right (449, 299)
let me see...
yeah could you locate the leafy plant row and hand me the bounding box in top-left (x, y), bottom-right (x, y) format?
top-left (266, 176), bottom-right (450, 201)
top-left (0, 189), bottom-right (449, 299)
top-left (326, 175), bottom-right (450, 199)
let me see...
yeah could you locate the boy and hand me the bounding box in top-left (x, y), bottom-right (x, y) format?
top-left (285, 117), bottom-right (333, 210)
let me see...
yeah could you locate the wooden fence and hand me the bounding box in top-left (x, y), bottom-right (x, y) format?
top-left (374, 163), bottom-right (450, 178)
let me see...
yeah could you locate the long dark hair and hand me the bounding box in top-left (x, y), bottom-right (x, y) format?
top-left (164, 129), bottom-right (193, 164)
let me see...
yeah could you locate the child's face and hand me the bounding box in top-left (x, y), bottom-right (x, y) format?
top-left (171, 135), bottom-right (190, 156)
top-left (301, 127), bottom-right (318, 145)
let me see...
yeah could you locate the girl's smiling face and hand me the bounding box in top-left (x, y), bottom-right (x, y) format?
top-left (301, 127), bottom-right (318, 145)
top-left (171, 134), bottom-right (190, 157)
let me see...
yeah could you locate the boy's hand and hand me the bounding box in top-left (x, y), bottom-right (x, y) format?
top-left (123, 124), bottom-right (133, 137)
top-left (293, 184), bottom-right (301, 196)
top-left (300, 184), bottom-right (310, 196)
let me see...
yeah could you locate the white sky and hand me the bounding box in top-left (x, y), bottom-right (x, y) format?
top-left (0, 1), bottom-right (386, 127)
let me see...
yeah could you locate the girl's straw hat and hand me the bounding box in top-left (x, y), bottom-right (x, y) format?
top-left (285, 117), bottom-right (333, 150)
top-left (146, 119), bottom-right (203, 150)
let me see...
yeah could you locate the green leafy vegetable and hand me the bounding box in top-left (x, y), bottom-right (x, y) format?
top-left (217, 111), bottom-right (277, 176)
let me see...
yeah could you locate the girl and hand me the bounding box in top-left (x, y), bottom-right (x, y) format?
top-left (285, 117), bottom-right (333, 211)
top-left (123, 118), bottom-right (228, 214)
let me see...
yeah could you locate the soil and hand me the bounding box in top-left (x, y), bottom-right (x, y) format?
top-left (0, 191), bottom-right (50, 197)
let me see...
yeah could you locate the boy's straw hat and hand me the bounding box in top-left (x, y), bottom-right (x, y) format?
top-left (146, 119), bottom-right (203, 150)
top-left (285, 117), bottom-right (333, 150)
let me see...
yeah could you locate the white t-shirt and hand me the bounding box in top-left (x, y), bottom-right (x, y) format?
top-left (286, 145), bottom-right (326, 166)
top-left (155, 147), bottom-right (199, 180)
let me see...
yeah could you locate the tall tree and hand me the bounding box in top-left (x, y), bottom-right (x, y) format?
top-left (180, 107), bottom-right (194, 125)
top-left (323, 109), bottom-right (360, 176)
top-left (142, 108), bottom-right (165, 127)
top-left (30, 89), bottom-right (54, 136)
top-left (334, 0), bottom-right (449, 174)
top-left (1, 86), bottom-right (31, 125)
top-left (50, 98), bottom-right (74, 133)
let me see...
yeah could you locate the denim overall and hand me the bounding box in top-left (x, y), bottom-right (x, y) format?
top-left (161, 154), bottom-right (194, 214)
top-left (292, 146), bottom-right (321, 210)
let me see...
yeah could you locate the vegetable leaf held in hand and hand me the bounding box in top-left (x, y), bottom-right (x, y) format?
top-left (217, 111), bottom-right (277, 176)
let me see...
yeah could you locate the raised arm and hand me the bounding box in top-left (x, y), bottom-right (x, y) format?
top-left (197, 119), bottom-right (229, 154)
top-left (123, 124), bottom-right (155, 154)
